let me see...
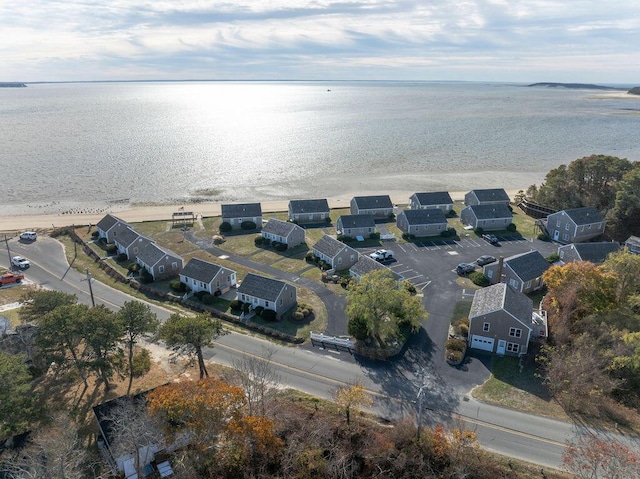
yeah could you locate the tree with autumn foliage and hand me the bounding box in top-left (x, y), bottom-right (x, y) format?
top-left (334, 382), bottom-right (373, 428)
top-left (157, 313), bottom-right (225, 379)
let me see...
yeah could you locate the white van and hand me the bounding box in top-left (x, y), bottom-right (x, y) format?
top-left (19, 231), bottom-right (37, 241)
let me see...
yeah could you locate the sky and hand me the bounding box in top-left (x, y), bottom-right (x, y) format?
top-left (2, 0), bottom-right (640, 84)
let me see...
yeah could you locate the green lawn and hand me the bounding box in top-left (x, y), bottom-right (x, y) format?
top-left (450, 300), bottom-right (472, 324)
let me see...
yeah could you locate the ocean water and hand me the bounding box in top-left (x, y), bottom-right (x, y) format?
top-left (0, 81), bottom-right (639, 215)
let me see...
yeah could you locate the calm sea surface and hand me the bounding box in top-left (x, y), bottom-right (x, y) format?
top-left (1, 81), bottom-right (639, 214)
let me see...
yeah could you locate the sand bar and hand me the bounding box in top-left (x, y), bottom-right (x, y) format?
top-left (0, 189), bottom-right (525, 233)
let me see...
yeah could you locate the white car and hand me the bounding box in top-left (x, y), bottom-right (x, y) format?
top-left (369, 249), bottom-right (395, 261)
top-left (19, 231), bottom-right (37, 241)
top-left (11, 255), bottom-right (31, 269)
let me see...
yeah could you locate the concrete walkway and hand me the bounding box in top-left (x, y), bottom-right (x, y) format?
top-left (185, 232), bottom-right (348, 336)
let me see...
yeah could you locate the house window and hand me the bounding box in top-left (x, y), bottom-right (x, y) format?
top-left (580, 226), bottom-right (585, 232)
top-left (133, 247), bottom-right (138, 254)
top-left (509, 279), bottom-right (519, 289)
top-left (241, 294), bottom-right (246, 301)
top-left (563, 234), bottom-right (569, 241)
top-left (483, 322), bottom-right (490, 332)
top-left (486, 270), bottom-right (493, 279)
top-left (509, 327), bottom-right (522, 338)
top-left (588, 224), bottom-right (592, 229)
top-left (565, 223), bottom-right (570, 230)
top-left (265, 301), bottom-right (269, 308)
top-left (337, 257), bottom-right (343, 264)
top-left (172, 262), bottom-right (177, 270)
top-left (350, 255), bottom-right (355, 261)
top-left (507, 343), bottom-right (520, 353)
top-left (556, 220), bottom-right (561, 227)
top-left (559, 250), bottom-right (564, 259)
top-left (280, 298), bottom-right (283, 305)
top-left (159, 265), bottom-right (165, 273)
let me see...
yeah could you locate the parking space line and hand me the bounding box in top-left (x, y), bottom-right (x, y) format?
top-left (396, 244), bottom-right (407, 253)
top-left (403, 274), bottom-right (424, 281)
top-left (419, 281), bottom-right (432, 291)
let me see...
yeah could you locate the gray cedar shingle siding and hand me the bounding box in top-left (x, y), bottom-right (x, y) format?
top-left (546, 207), bottom-right (605, 244)
top-left (96, 214), bottom-right (128, 243)
top-left (136, 242), bottom-right (183, 280)
top-left (349, 256), bottom-right (404, 282)
top-left (409, 192), bottom-right (454, 212)
top-left (626, 236), bottom-right (640, 254)
top-left (180, 258), bottom-right (236, 294)
top-left (312, 235), bottom-right (359, 270)
top-left (237, 273), bottom-right (297, 315)
top-left (483, 250), bottom-right (550, 294)
top-left (221, 203), bottom-right (263, 230)
top-left (336, 215), bottom-right (376, 238)
top-left (460, 204), bottom-right (512, 231)
top-left (396, 209), bottom-right (448, 237)
top-left (288, 199), bottom-right (330, 223)
top-left (558, 242), bottom-right (620, 265)
top-left (261, 218), bottom-right (305, 247)
top-left (112, 225), bottom-right (143, 258)
top-left (468, 283), bottom-right (533, 355)
top-left (464, 188), bottom-right (510, 206)
top-left (350, 195), bottom-right (394, 217)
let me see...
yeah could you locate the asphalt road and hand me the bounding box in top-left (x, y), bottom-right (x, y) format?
top-left (0, 234), bottom-right (618, 470)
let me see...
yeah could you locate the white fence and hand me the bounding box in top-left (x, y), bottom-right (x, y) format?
top-left (310, 332), bottom-right (355, 352)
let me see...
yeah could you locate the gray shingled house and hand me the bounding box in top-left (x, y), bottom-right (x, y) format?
top-left (96, 214), bottom-right (129, 243)
top-left (460, 204), bottom-right (513, 231)
top-left (312, 235), bottom-right (359, 271)
top-left (288, 199), bottom-right (330, 224)
top-left (180, 258), bottom-right (237, 295)
top-left (409, 191), bottom-right (454, 213)
top-left (483, 250), bottom-right (550, 294)
top-left (112, 225), bottom-right (150, 260)
top-left (626, 235), bottom-right (640, 255)
top-left (545, 207), bottom-right (605, 244)
top-left (261, 218), bottom-right (305, 248)
top-left (464, 188), bottom-right (511, 206)
top-left (350, 195), bottom-right (394, 217)
top-left (221, 203), bottom-right (263, 230)
top-left (336, 214), bottom-right (376, 239)
top-left (468, 283), bottom-right (534, 356)
top-left (135, 242), bottom-right (183, 281)
top-left (396, 209), bottom-right (448, 237)
top-left (349, 255), bottom-right (404, 283)
top-left (557, 241), bottom-right (620, 265)
top-left (237, 273), bottom-right (297, 318)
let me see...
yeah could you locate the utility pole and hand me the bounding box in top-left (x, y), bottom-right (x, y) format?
top-left (416, 370), bottom-right (430, 441)
top-left (85, 269), bottom-right (95, 307)
top-left (4, 234), bottom-right (11, 267)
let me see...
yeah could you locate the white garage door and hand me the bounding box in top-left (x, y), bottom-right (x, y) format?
top-left (471, 335), bottom-right (494, 352)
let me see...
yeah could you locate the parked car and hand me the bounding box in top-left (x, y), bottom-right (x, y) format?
top-left (0, 272), bottom-right (24, 287)
top-left (11, 255), bottom-right (30, 269)
top-left (19, 231), bottom-right (37, 241)
top-left (369, 249), bottom-right (395, 261)
top-left (482, 234), bottom-right (499, 245)
top-left (456, 263), bottom-right (476, 275)
top-left (476, 255), bottom-right (497, 266)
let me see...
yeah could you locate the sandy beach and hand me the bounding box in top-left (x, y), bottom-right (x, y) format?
top-left (0, 189), bottom-right (523, 233)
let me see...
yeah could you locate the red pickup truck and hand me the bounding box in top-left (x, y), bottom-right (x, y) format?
top-left (0, 272), bottom-right (24, 287)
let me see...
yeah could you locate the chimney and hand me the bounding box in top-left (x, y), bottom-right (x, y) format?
top-left (497, 256), bottom-right (504, 284)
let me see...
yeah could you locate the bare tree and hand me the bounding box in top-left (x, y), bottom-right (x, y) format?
top-left (232, 346), bottom-right (280, 416)
top-left (0, 413), bottom-right (89, 479)
top-left (103, 396), bottom-right (166, 478)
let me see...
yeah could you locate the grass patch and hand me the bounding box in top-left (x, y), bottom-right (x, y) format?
top-left (0, 283), bottom-right (31, 307)
top-left (270, 257), bottom-right (309, 274)
top-left (216, 232), bottom-right (262, 256)
top-left (472, 355), bottom-right (569, 420)
top-left (131, 220), bottom-right (171, 236)
top-left (510, 207), bottom-right (538, 238)
top-left (450, 300), bottom-right (472, 324)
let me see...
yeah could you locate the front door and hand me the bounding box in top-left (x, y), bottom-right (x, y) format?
top-left (497, 340), bottom-right (506, 356)
top-left (553, 229), bottom-right (559, 241)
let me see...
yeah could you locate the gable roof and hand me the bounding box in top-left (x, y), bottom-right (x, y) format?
top-left (112, 224), bottom-right (141, 248)
top-left (626, 235), bottom-right (640, 248)
top-left (350, 256), bottom-right (403, 281)
top-left (561, 242), bottom-right (620, 264)
top-left (352, 195), bottom-right (393, 210)
top-left (338, 214), bottom-right (375, 229)
top-left (137, 242), bottom-right (179, 267)
top-left (181, 258), bottom-right (230, 283)
top-left (470, 188), bottom-right (510, 203)
top-left (221, 203), bottom-right (262, 218)
top-left (400, 208), bottom-right (447, 225)
top-left (470, 283), bottom-right (533, 327)
top-left (505, 250), bottom-right (551, 282)
top-left (560, 206), bottom-right (604, 225)
top-left (96, 214), bottom-right (126, 232)
top-left (237, 273), bottom-right (289, 302)
top-left (289, 199), bottom-right (330, 214)
top-left (262, 218), bottom-right (301, 237)
top-left (412, 191), bottom-right (453, 206)
top-left (465, 203), bottom-right (513, 220)
top-left (313, 235), bottom-right (356, 258)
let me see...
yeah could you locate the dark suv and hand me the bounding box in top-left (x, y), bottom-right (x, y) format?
top-left (456, 263), bottom-right (476, 275)
top-left (482, 233), bottom-right (499, 245)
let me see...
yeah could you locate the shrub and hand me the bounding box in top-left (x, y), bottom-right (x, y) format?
top-left (325, 217), bottom-right (331, 224)
top-left (105, 244), bottom-right (117, 254)
top-left (300, 308), bottom-right (310, 317)
top-left (292, 311), bottom-right (304, 321)
top-left (254, 306), bottom-right (265, 316)
top-left (537, 233), bottom-right (550, 241)
top-left (469, 271), bottom-right (490, 287)
top-left (369, 232), bottom-right (380, 240)
top-left (506, 223), bottom-right (517, 232)
top-left (219, 222), bottom-right (232, 233)
top-left (242, 303), bottom-right (252, 313)
top-left (447, 350), bottom-right (464, 363)
top-left (274, 242), bottom-right (288, 251)
top-left (201, 293), bottom-right (216, 305)
top-left (459, 323), bottom-right (469, 337)
top-left (441, 227), bottom-right (456, 238)
top-left (230, 299), bottom-right (243, 311)
top-left (117, 253), bottom-right (128, 262)
top-left (255, 236), bottom-right (265, 246)
top-left (474, 227), bottom-right (484, 235)
top-left (388, 213), bottom-right (395, 219)
top-left (348, 316), bottom-right (369, 340)
top-left (139, 269), bottom-right (153, 284)
top-left (91, 230), bottom-right (100, 238)
top-left (241, 221), bottom-right (257, 230)
top-left (445, 338), bottom-right (467, 352)
top-left (169, 279), bottom-right (186, 292)
top-left (403, 281), bottom-right (417, 295)
top-left (305, 252), bottom-right (316, 263)
top-left (546, 252), bottom-right (560, 263)
top-left (128, 263), bottom-right (140, 273)
top-left (447, 209), bottom-right (457, 217)
top-left (262, 309), bottom-right (277, 322)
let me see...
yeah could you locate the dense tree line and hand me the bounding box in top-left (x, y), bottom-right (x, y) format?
top-left (538, 250), bottom-right (640, 418)
top-left (526, 154), bottom-right (640, 240)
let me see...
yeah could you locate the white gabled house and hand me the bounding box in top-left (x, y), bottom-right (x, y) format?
top-left (180, 258), bottom-right (236, 295)
top-left (237, 273), bottom-right (297, 318)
